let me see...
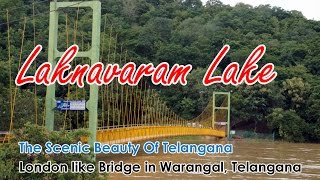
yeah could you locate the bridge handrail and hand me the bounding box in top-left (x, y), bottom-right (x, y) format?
top-left (97, 123), bottom-right (226, 130)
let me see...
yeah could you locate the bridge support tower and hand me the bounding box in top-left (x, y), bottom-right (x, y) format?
top-left (45, 1), bottom-right (101, 151)
top-left (212, 92), bottom-right (231, 139)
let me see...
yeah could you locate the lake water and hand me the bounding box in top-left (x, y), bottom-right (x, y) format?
top-left (97, 136), bottom-right (320, 179)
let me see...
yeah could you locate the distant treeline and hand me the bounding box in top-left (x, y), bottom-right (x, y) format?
top-left (0, 0), bottom-right (319, 142)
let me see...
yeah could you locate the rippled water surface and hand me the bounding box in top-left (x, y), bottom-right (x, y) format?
top-left (97, 137), bottom-right (320, 180)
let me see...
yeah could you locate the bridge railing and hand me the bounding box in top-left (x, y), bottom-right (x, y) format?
top-left (97, 122), bottom-right (227, 129)
top-left (94, 126), bottom-right (226, 144)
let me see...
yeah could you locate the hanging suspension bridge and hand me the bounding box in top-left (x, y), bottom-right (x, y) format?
top-left (0, 1), bottom-right (230, 145)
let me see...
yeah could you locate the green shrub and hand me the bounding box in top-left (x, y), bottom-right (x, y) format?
top-left (0, 123), bottom-right (107, 180)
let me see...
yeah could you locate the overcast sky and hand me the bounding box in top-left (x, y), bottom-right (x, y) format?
top-left (201, 0), bottom-right (320, 20)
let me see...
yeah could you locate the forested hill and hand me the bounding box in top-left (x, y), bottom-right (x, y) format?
top-left (0, 0), bottom-right (319, 142)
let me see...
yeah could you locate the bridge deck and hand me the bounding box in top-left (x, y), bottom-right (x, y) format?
top-left (1, 127), bottom-right (225, 144)
top-left (94, 126), bottom-right (225, 144)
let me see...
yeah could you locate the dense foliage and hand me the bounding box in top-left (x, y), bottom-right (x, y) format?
top-left (0, 123), bottom-right (105, 179)
top-left (0, 0), bottom-right (319, 142)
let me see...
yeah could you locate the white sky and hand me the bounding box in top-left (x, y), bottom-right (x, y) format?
top-left (202, 0), bottom-right (320, 20)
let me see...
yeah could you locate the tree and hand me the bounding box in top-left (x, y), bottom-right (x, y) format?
top-left (268, 108), bottom-right (306, 142)
top-left (281, 77), bottom-right (310, 112)
top-left (231, 83), bottom-right (282, 132)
